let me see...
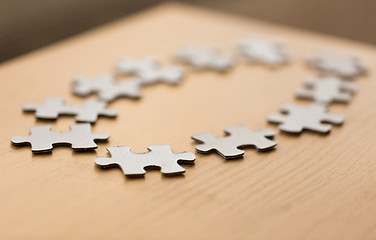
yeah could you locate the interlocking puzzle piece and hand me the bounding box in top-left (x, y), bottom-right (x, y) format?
top-left (72, 74), bottom-right (141, 102)
top-left (116, 56), bottom-right (184, 85)
top-left (95, 144), bottom-right (195, 177)
top-left (11, 123), bottom-right (109, 153)
top-left (268, 103), bottom-right (344, 134)
top-left (307, 51), bottom-right (367, 78)
top-left (296, 76), bottom-right (357, 104)
top-left (191, 125), bottom-right (276, 159)
top-left (238, 37), bottom-right (289, 67)
top-left (23, 98), bottom-right (117, 123)
top-left (176, 45), bottom-right (233, 72)
top-left (116, 56), bottom-right (158, 75)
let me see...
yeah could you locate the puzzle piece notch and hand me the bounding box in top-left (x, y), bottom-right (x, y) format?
top-left (176, 45), bottom-right (233, 72)
top-left (95, 144), bottom-right (195, 176)
top-left (11, 123), bottom-right (109, 153)
top-left (72, 74), bottom-right (142, 102)
top-left (307, 51), bottom-right (367, 78)
top-left (192, 125), bottom-right (276, 159)
top-left (238, 37), bottom-right (289, 67)
top-left (296, 76), bottom-right (357, 104)
top-left (268, 103), bottom-right (344, 134)
top-left (23, 98), bottom-right (117, 123)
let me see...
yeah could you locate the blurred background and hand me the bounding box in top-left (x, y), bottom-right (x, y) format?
top-left (1, 0), bottom-right (375, 63)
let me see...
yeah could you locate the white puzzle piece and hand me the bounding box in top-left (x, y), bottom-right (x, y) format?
top-left (95, 144), bottom-right (196, 177)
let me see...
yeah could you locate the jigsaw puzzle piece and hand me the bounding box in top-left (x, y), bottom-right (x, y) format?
top-left (65, 100), bottom-right (117, 123)
top-left (307, 51), bottom-right (367, 78)
top-left (268, 103), bottom-right (344, 134)
top-left (138, 66), bottom-right (184, 85)
top-left (296, 76), bottom-right (357, 104)
top-left (95, 145), bottom-right (195, 177)
top-left (23, 98), bottom-right (65, 119)
top-left (176, 45), bottom-right (233, 72)
top-left (11, 124), bottom-right (109, 153)
top-left (116, 56), bottom-right (158, 75)
top-left (238, 36), bottom-right (289, 67)
top-left (192, 125), bottom-right (276, 159)
top-left (192, 132), bottom-right (246, 159)
top-left (23, 98), bottom-right (117, 123)
top-left (72, 74), bottom-right (142, 102)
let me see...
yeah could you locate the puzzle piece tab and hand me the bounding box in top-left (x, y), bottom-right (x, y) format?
top-left (192, 125), bottom-right (276, 159)
top-left (307, 51), bottom-right (367, 78)
top-left (268, 103), bottom-right (344, 134)
top-left (238, 37), bottom-right (289, 67)
top-left (95, 144), bottom-right (195, 176)
top-left (23, 98), bottom-right (117, 123)
top-left (72, 74), bottom-right (141, 102)
top-left (11, 123), bottom-right (109, 153)
top-left (176, 45), bottom-right (233, 72)
top-left (296, 76), bottom-right (357, 104)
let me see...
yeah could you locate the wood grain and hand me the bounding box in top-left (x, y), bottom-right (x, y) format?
top-left (0, 3), bottom-right (375, 239)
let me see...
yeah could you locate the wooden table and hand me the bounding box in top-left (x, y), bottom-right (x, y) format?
top-left (1, 3), bottom-right (375, 239)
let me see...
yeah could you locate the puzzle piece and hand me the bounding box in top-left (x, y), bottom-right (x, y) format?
top-left (23, 98), bottom-right (117, 123)
top-left (137, 66), bottom-right (184, 85)
top-left (116, 56), bottom-right (184, 85)
top-left (116, 56), bottom-right (158, 75)
top-left (268, 103), bottom-right (344, 134)
top-left (296, 76), bottom-right (357, 104)
top-left (307, 51), bottom-right (367, 78)
top-left (72, 74), bottom-right (141, 102)
top-left (11, 123), bottom-right (109, 153)
top-left (95, 144), bottom-right (195, 176)
top-left (238, 37), bottom-right (289, 67)
top-left (176, 45), bottom-right (233, 72)
top-left (192, 125), bottom-right (276, 159)
top-left (11, 124), bottom-right (109, 153)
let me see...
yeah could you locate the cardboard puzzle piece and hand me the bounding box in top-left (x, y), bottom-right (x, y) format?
top-left (238, 36), bottom-right (289, 67)
top-left (72, 74), bottom-right (142, 102)
top-left (95, 144), bottom-right (195, 176)
top-left (176, 45), bottom-right (233, 72)
top-left (11, 123), bottom-right (109, 153)
top-left (192, 125), bottom-right (276, 159)
top-left (296, 76), bottom-right (357, 104)
top-left (307, 51), bottom-right (367, 78)
top-left (268, 103), bottom-right (344, 134)
top-left (23, 98), bottom-right (117, 123)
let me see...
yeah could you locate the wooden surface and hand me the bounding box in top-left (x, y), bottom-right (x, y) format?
top-left (1, 3), bottom-right (376, 239)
